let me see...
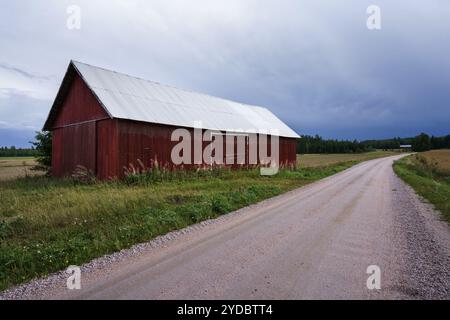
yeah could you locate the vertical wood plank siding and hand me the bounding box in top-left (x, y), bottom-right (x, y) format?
top-left (53, 75), bottom-right (108, 127)
top-left (115, 119), bottom-right (297, 178)
top-left (52, 122), bottom-right (96, 176)
top-left (51, 73), bottom-right (109, 177)
top-left (96, 119), bottom-right (119, 179)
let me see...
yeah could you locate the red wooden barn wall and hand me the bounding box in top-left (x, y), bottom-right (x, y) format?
top-left (96, 119), bottom-right (119, 179)
top-left (51, 74), bottom-right (110, 177)
top-left (115, 119), bottom-right (297, 178)
top-left (50, 73), bottom-right (298, 179)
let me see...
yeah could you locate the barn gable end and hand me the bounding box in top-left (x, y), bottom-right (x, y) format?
top-left (44, 63), bottom-right (111, 130)
top-left (47, 65), bottom-right (118, 178)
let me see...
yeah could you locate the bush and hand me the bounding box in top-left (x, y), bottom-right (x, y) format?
top-left (30, 131), bottom-right (52, 174)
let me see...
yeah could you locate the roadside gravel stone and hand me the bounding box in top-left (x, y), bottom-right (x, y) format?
top-left (390, 176), bottom-right (450, 299)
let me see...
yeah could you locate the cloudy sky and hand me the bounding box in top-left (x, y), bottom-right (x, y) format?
top-left (1, 0), bottom-right (449, 147)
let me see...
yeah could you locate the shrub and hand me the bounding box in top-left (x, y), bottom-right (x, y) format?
top-left (30, 131), bottom-right (52, 174)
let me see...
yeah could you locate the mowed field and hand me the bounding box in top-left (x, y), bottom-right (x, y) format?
top-left (0, 157), bottom-right (41, 181)
top-left (394, 149), bottom-right (450, 223)
top-left (0, 150), bottom-right (397, 291)
top-left (297, 150), bottom-right (399, 168)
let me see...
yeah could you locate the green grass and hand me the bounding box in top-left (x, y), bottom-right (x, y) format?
top-left (0, 157), bottom-right (36, 161)
top-left (394, 150), bottom-right (450, 224)
top-left (0, 151), bottom-right (396, 291)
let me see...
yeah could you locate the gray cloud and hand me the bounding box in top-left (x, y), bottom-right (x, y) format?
top-left (0, 63), bottom-right (54, 80)
top-left (0, 0), bottom-right (449, 147)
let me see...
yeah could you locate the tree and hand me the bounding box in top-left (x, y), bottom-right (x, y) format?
top-left (30, 131), bottom-right (52, 173)
top-left (296, 135), bottom-right (368, 154)
top-left (412, 133), bottom-right (431, 152)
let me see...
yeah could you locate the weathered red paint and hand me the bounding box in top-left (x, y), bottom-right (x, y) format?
top-left (97, 119), bottom-right (119, 180)
top-left (50, 73), bottom-right (110, 177)
top-left (53, 75), bottom-right (109, 127)
top-left (49, 73), bottom-right (297, 179)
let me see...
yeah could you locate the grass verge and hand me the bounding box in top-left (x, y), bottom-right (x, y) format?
top-left (393, 150), bottom-right (450, 224)
top-left (1, 151), bottom-right (395, 291)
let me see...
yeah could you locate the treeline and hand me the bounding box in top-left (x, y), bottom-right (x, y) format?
top-left (360, 137), bottom-right (413, 150)
top-left (361, 133), bottom-right (450, 152)
top-left (411, 133), bottom-right (450, 152)
top-left (297, 133), bottom-right (450, 154)
top-left (0, 146), bottom-right (39, 157)
top-left (297, 135), bottom-right (367, 154)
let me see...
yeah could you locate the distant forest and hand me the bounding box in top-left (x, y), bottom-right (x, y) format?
top-left (1, 132), bottom-right (449, 157)
top-left (0, 146), bottom-right (39, 157)
top-left (297, 133), bottom-right (450, 154)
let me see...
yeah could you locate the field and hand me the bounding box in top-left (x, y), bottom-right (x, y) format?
top-left (394, 149), bottom-right (450, 224)
top-left (0, 157), bottom-right (40, 181)
top-left (297, 150), bottom-right (399, 168)
top-left (0, 151), bottom-right (397, 291)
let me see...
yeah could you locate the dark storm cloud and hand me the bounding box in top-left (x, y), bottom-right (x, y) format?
top-left (0, 0), bottom-right (449, 146)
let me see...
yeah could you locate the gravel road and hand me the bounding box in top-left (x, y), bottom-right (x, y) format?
top-left (1, 154), bottom-right (449, 299)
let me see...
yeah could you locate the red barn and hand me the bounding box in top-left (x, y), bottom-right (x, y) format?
top-left (43, 61), bottom-right (299, 179)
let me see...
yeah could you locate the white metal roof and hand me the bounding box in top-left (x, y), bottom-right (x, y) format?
top-left (54, 61), bottom-right (300, 138)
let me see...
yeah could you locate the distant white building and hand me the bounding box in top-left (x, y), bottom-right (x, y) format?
top-left (400, 144), bottom-right (412, 151)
